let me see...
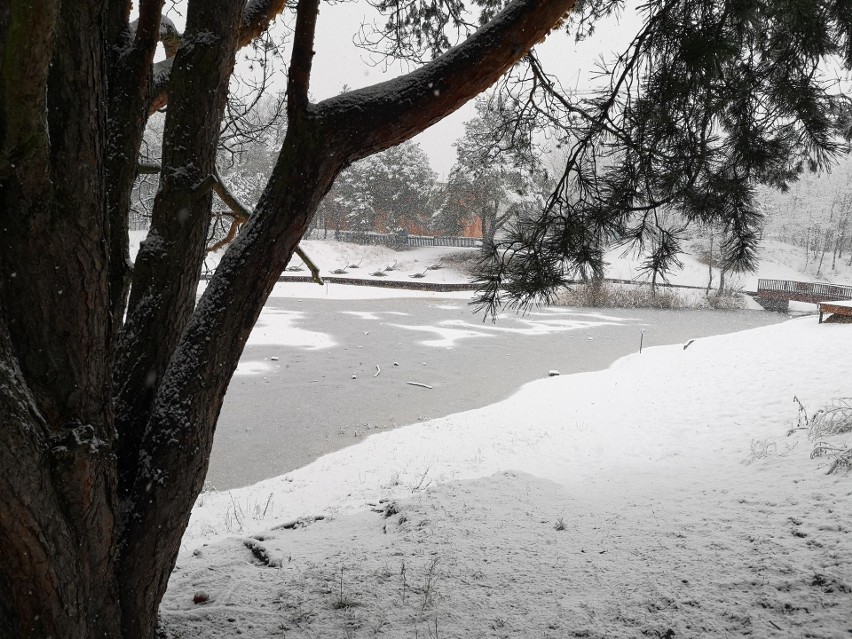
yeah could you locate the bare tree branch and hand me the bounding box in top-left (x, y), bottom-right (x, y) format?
top-left (137, 162), bottom-right (161, 175)
top-left (287, 0), bottom-right (320, 118)
top-left (209, 169), bottom-right (324, 283)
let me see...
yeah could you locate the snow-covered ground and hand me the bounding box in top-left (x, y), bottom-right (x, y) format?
top-left (161, 317), bottom-right (851, 638)
top-left (128, 232), bottom-right (852, 637)
top-left (603, 235), bottom-right (852, 296)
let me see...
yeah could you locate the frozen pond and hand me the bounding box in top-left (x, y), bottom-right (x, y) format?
top-left (208, 298), bottom-right (785, 489)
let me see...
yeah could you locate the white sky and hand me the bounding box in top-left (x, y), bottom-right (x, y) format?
top-left (152, 1), bottom-right (642, 178)
top-left (308, 1), bottom-right (643, 177)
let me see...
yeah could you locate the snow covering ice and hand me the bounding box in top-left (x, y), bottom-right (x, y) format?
top-left (244, 309), bottom-right (335, 350)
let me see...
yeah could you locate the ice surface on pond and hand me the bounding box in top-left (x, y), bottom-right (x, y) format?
top-left (339, 310), bottom-right (410, 321)
top-left (172, 318), bottom-right (852, 639)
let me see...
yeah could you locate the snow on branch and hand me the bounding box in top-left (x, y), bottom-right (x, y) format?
top-left (316, 0), bottom-right (578, 161)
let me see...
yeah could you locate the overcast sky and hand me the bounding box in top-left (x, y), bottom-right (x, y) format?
top-left (308, 1), bottom-right (642, 177)
top-left (152, 1), bottom-right (642, 178)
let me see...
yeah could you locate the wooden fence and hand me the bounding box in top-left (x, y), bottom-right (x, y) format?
top-left (304, 228), bottom-right (481, 248)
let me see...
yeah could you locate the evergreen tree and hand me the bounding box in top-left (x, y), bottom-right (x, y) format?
top-left (316, 141), bottom-right (437, 234)
top-left (434, 95), bottom-right (549, 245)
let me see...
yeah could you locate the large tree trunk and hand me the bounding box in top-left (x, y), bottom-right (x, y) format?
top-left (0, 1), bottom-right (122, 636)
top-left (0, 0), bottom-right (577, 636)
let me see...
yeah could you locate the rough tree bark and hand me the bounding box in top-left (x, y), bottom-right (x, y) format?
top-left (0, 0), bottom-right (576, 637)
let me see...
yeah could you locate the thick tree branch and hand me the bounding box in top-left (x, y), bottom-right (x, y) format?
top-left (317, 0), bottom-right (578, 161)
top-left (135, 0), bottom-right (167, 53)
top-left (149, 0), bottom-right (289, 113)
top-left (0, 0), bottom-right (60, 183)
top-left (242, 0), bottom-right (289, 47)
top-left (136, 162), bottom-right (161, 175)
top-left (129, 10), bottom-right (177, 57)
top-left (106, 1), bottom-right (166, 329)
top-left (150, 58), bottom-right (173, 112)
top-left (158, 15), bottom-right (182, 58)
top-left (115, 2), bottom-right (246, 633)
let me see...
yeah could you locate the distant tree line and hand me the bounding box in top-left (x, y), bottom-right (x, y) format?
top-left (132, 93), bottom-right (554, 250)
top-left (759, 155), bottom-right (852, 276)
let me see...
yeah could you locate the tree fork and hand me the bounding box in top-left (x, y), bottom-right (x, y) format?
top-left (113, 0), bottom-right (244, 515)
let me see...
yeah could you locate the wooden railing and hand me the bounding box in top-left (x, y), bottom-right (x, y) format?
top-left (757, 279), bottom-right (852, 302)
top-left (303, 228), bottom-right (482, 248)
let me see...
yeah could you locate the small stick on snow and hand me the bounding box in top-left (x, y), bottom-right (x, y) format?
top-left (374, 365), bottom-right (381, 377)
top-left (406, 381), bottom-right (433, 389)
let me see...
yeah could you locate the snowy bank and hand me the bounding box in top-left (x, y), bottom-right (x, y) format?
top-left (162, 318), bottom-right (852, 638)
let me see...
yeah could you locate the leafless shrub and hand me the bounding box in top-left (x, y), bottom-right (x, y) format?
top-left (811, 444), bottom-right (852, 474)
top-left (554, 280), bottom-right (745, 310)
top-left (744, 438), bottom-right (778, 465)
top-left (700, 291), bottom-right (746, 310)
top-left (554, 282), bottom-right (688, 309)
top-left (419, 557), bottom-right (440, 611)
top-left (332, 565), bottom-right (360, 610)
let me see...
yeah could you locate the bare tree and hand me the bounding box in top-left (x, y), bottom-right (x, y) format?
top-left (759, 154), bottom-right (852, 276)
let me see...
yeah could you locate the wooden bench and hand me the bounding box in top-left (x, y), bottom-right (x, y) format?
top-left (818, 300), bottom-right (852, 323)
